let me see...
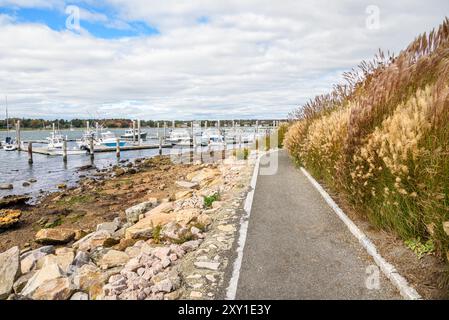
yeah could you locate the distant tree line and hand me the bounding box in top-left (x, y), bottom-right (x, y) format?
top-left (0, 118), bottom-right (285, 130)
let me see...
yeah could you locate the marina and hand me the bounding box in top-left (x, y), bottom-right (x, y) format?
top-left (0, 119), bottom-right (279, 200)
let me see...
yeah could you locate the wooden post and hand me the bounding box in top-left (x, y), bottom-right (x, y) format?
top-left (89, 135), bottom-right (94, 159)
top-left (63, 138), bottom-right (67, 163)
top-left (163, 122), bottom-right (167, 142)
top-left (28, 142), bottom-right (33, 164)
top-left (239, 131), bottom-right (242, 149)
top-left (16, 120), bottom-right (21, 151)
top-left (189, 121), bottom-right (194, 163)
top-left (137, 119), bottom-right (141, 146)
top-left (159, 136), bottom-right (162, 155)
top-left (132, 120), bottom-right (136, 144)
top-left (116, 138), bottom-right (121, 158)
top-left (157, 122), bottom-right (160, 139)
top-left (222, 129), bottom-right (226, 161)
top-left (191, 122), bottom-right (194, 147)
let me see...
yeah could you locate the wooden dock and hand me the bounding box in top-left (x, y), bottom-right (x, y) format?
top-left (32, 148), bottom-right (87, 156)
top-left (91, 143), bottom-right (173, 153)
top-left (30, 143), bottom-right (173, 156)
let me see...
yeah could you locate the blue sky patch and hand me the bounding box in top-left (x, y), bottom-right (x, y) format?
top-left (0, 5), bottom-right (159, 39)
top-left (197, 16), bottom-right (210, 24)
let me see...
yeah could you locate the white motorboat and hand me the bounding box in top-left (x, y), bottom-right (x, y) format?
top-left (176, 137), bottom-right (194, 147)
top-left (120, 128), bottom-right (148, 141)
top-left (201, 129), bottom-right (225, 146)
top-left (46, 131), bottom-right (66, 150)
top-left (97, 131), bottom-right (126, 148)
top-left (167, 129), bottom-right (191, 145)
top-left (3, 137), bottom-right (17, 151)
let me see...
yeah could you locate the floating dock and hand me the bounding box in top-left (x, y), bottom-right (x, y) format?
top-left (30, 143), bottom-right (173, 156)
top-left (91, 143), bottom-right (173, 153)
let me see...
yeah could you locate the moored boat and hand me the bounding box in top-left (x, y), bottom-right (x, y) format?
top-left (120, 128), bottom-right (147, 141)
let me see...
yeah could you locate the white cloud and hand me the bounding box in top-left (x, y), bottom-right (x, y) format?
top-left (0, 0), bottom-right (448, 119)
top-left (0, 0), bottom-right (64, 9)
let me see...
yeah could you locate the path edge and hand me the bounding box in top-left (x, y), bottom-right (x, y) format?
top-left (225, 149), bottom-right (276, 300)
top-left (300, 167), bottom-right (422, 300)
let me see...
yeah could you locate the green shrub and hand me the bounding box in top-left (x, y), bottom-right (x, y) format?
top-left (204, 193), bottom-right (220, 208)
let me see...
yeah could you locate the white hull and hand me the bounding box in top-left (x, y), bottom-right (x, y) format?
top-left (4, 144), bottom-right (17, 151)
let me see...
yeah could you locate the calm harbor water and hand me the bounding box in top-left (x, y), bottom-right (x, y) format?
top-left (0, 128), bottom-right (170, 199)
top-left (0, 127), bottom-right (260, 200)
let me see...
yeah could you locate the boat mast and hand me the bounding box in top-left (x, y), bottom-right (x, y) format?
top-left (5, 96), bottom-right (9, 134)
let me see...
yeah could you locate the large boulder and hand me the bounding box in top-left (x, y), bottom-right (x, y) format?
top-left (71, 251), bottom-right (91, 269)
top-left (197, 214), bottom-right (212, 227)
top-left (175, 209), bottom-right (201, 227)
top-left (187, 168), bottom-right (221, 187)
top-left (0, 210), bottom-right (21, 229)
top-left (175, 190), bottom-right (193, 200)
top-left (31, 277), bottom-right (74, 300)
top-left (125, 200), bottom-right (158, 224)
top-left (98, 250), bottom-right (130, 269)
top-left (70, 292), bottom-right (89, 300)
top-left (72, 264), bottom-right (120, 300)
top-left (144, 202), bottom-right (174, 217)
top-left (72, 230), bottom-right (115, 252)
top-left (96, 221), bottom-right (119, 233)
top-left (0, 183), bottom-right (13, 190)
top-left (13, 271), bottom-right (36, 294)
top-left (175, 181), bottom-right (199, 189)
top-left (20, 246), bottom-right (55, 274)
top-left (35, 228), bottom-right (75, 245)
top-left (0, 195), bottom-right (30, 209)
top-left (0, 246), bottom-right (21, 299)
top-left (72, 264), bottom-right (104, 292)
top-left (125, 212), bottom-right (176, 239)
top-left (21, 263), bottom-right (63, 297)
top-left (36, 251), bottom-right (75, 273)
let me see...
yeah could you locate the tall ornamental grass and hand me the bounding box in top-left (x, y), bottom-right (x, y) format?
top-left (285, 18), bottom-right (449, 260)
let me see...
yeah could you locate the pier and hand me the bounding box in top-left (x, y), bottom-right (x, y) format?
top-left (29, 143), bottom-right (173, 156)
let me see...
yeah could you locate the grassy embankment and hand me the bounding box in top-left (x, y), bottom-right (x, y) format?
top-left (284, 19), bottom-right (449, 262)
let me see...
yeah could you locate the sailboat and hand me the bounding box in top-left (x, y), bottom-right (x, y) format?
top-left (3, 96), bottom-right (17, 151)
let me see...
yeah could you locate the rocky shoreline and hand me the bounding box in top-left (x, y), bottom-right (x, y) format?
top-left (0, 152), bottom-right (256, 300)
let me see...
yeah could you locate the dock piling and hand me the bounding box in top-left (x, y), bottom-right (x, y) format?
top-left (159, 137), bottom-right (163, 156)
top-left (116, 138), bottom-right (121, 158)
top-left (137, 119), bottom-right (141, 146)
top-left (132, 120), bottom-right (136, 144)
top-left (191, 121), bottom-right (194, 147)
top-left (28, 142), bottom-right (33, 164)
top-left (63, 139), bottom-right (67, 163)
top-left (239, 131), bottom-right (242, 149)
top-left (89, 136), bottom-right (94, 159)
top-left (16, 120), bottom-right (21, 151)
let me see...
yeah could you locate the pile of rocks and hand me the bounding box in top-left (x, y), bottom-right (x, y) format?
top-left (0, 160), bottom-right (249, 300)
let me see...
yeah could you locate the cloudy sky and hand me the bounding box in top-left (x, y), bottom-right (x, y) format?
top-left (0, 1), bottom-right (447, 120)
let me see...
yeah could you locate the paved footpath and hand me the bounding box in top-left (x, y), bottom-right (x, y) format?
top-left (235, 150), bottom-right (401, 300)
